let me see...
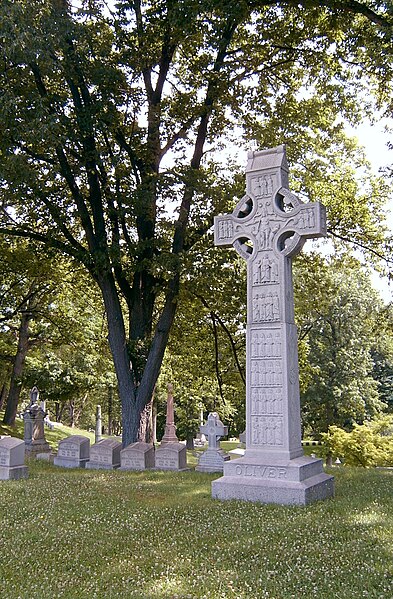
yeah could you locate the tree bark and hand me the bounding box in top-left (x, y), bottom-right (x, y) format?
top-left (97, 272), bottom-right (138, 445)
top-left (3, 308), bottom-right (33, 425)
top-left (0, 384), bottom-right (8, 412)
top-left (107, 385), bottom-right (113, 436)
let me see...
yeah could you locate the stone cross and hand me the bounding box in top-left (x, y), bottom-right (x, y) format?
top-left (200, 412), bottom-right (228, 450)
top-left (211, 147), bottom-right (334, 505)
top-left (214, 145), bottom-right (326, 461)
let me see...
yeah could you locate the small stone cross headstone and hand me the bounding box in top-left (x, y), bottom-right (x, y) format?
top-left (211, 146), bottom-right (334, 505)
top-left (196, 412), bottom-right (230, 473)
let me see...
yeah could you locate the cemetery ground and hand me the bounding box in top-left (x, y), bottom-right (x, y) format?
top-left (0, 419), bottom-right (392, 598)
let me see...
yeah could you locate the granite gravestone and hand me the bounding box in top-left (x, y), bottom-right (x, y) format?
top-left (86, 438), bottom-right (122, 470)
top-left (196, 412), bottom-right (230, 473)
top-left (120, 442), bottom-right (155, 470)
top-left (0, 437), bottom-right (28, 480)
top-left (54, 435), bottom-right (90, 468)
top-left (23, 386), bottom-right (51, 456)
top-left (155, 384), bottom-right (187, 470)
top-left (212, 146), bottom-right (334, 505)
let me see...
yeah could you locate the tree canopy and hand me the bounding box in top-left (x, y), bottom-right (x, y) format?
top-left (0, 0), bottom-right (392, 444)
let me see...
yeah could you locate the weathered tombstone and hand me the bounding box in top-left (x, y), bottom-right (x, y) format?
top-left (120, 442), bottom-right (155, 470)
top-left (23, 386), bottom-right (51, 457)
top-left (54, 435), bottom-right (90, 468)
top-left (212, 146), bottom-right (334, 505)
top-left (160, 383), bottom-right (178, 443)
top-left (0, 437), bottom-right (28, 480)
top-left (155, 442), bottom-right (187, 471)
top-left (155, 384), bottom-right (188, 470)
top-left (86, 438), bottom-right (122, 470)
top-left (95, 404), bottom-right (102, 444)
top-left (196, 412), bottom-right (230, 473)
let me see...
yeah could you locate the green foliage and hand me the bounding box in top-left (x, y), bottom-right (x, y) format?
top-left (0, 463), bottom-right (393, 598)
top-left (0, 0), bottom-right (392, 440)
top-left (295, 255), bottom-right (386, 435)
top-left (322, 416), bottom-right (393, 467)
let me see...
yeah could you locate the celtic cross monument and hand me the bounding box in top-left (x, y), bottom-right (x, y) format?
top-left (212, 146), bottom-right (334, 505)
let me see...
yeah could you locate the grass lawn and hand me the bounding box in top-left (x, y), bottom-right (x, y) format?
top-left (0, 459), bottom-right (392, 599)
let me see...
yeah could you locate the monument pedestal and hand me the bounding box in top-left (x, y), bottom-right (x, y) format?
top-left (212, 455), bottom-right (334, 505)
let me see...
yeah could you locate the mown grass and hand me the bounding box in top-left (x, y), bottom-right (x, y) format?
top-left (0, 460), bottom-right (392, 599)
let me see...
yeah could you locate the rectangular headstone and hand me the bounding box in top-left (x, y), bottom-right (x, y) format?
top-left (120, 442), bottom-right (155, 470)
top-left (86, 438), bottom-right (122, 470)
top-left (155, 442), bottom-right (187, 471)
top-left (54, 435), bottom-right (90, 468)
top-left (0, 437), bottom-right (28, 480)
top-left (212, 146), bottom-right (334, 505)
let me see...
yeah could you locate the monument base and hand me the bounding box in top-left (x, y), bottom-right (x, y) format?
top-left (25, 441), bottom-right (51, 457)
top-left (85, 462), bottom-right (120, 470)
top-left (196, 448), bottom-right (230, 473)
top-left (0, 465), bottom-right (29, 480)
top-left (211, 455), bottom-right (334, 506)
top-left (53, 457), bottom-right (89, 469)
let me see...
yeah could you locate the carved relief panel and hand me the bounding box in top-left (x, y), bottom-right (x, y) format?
top-left (251, 416), bottom-right (284, 446)
top-left (250, 359), bottom-right (282, 386)
top-left (250, 330), bottom-right (281, 358)
top-left (251, 388), bottom-right (283, 415)
top-left (252, 291), bottom-right (280, 322)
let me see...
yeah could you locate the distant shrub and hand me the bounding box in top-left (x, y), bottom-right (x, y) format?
top-left (321, 416), bottom-right (393, 467)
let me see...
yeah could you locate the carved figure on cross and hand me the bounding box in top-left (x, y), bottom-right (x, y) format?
top-left (200, 412), bottom-right (228, 450)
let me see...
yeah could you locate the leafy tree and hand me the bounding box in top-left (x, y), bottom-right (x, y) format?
top-left (0, 0), bottom-right (392, 444)
top-left (295, 255), bottom-right (386, 436)
top-left (322, 416), bottom-right (393, 467)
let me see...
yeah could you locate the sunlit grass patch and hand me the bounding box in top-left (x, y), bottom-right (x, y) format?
top-left (0, 461), bottom-right (392, 598)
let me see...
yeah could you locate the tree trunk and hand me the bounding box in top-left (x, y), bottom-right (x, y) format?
top-left (107, 385), bottom-right (113, 436)
top-left (0, 384), bottom-right (8, 412)
top-left (3, 308), bottom-right (33, 425)
top-left (97, 273), bottom-right (138, 445)
top-left (186, 434), bottom-right (194, 450)
top-left (69, 400), bottom-right (75, 427)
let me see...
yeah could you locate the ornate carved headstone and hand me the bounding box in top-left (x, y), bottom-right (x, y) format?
top-left (155, 384), bottom-right (188, 470)
top-left (23, 386), bottom-right (51, 456)
top-left (211, 146), bottom-right (334, 505)
top-left (196, 412), bottom-right (230, 473)
top-left (160, 384), bottom-right (178, 443)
